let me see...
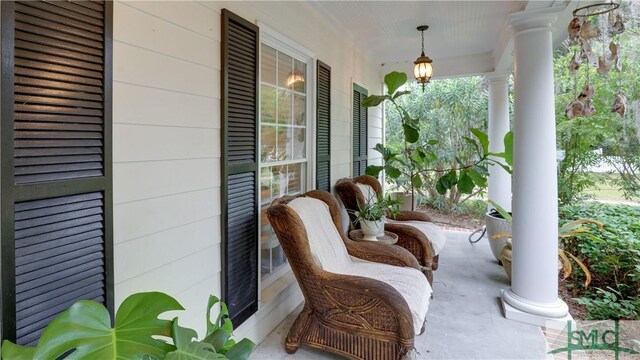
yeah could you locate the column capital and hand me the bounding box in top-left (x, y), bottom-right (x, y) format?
top-left (509, 7), bottom-right (563, 35)
top-left (485, 72), bottom-right (511, 83)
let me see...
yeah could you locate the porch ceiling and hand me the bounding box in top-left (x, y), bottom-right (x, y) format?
top-left (309, 0), bottom-right (575, 78)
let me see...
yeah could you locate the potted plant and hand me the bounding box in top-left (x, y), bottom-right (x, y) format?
top-left (351, 194), bottom-right (402, 241)
top-left (486, 200), bottom-right (512, 262)
top-left (490, 204), bottom-right (599, 286)
top-left (362, 72), bottom-right (513, 211)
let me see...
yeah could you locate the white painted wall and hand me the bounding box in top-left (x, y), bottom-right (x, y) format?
top-left (112, 0), bottom-right (382, 342)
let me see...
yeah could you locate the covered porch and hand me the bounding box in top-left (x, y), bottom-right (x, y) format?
top-left (0, 0), bottom-right (595, 357)
top-left (253, 230), bottom-right (549, 359)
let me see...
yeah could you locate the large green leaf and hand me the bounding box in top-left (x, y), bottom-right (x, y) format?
top-left (365, 165), bottom-right (384, 177)
top-left (384, 165), bottom-right (401, 179)
top-left (503, 131), bottom-right (514, 166)
top-left (362, 95), bottom-right (388, 107)
top-left (1, 340), bottom-right (36, 360)
top-left (223, 339), bottom-right (255, 360)
top-left (165, 319), bottom-right (225, 360)
top-left (205, 296), bottom-right (232, 337)
top-left (457, 170), bottom-right (475, 194)
top-left (470, 128), bottom-right (489, 154)
top-left (467, 168), bottom-right (487, 187)
top-left (403, 124), bottom-right (420, 144)
top-left (35, 292), bottom-right (183, 360)
top-left (392, 90), bottom-right (411, 100)
top-left (384, 71), bottom-right (407, 95)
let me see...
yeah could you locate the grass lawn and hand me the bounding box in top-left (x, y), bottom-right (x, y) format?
top-left (583, 173), bottom-right (639, 204)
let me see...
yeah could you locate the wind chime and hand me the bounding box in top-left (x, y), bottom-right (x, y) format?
top-left (565, 2), bottom-right (627, 119)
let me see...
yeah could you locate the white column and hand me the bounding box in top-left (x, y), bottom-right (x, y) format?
top-left (486, 73), bottom-right (512, 212)
top-left (501, 9), bottom-right (569, 325)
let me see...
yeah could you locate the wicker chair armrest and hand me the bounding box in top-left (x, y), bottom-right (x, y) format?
top-left (321, 273), bottom-right (415, 342)
top-left (384, 223), bottom-right (434, 266)
top-left (345, 241), bottom-right (420, 269)
top-left (390, 211), bottom-right (432, 222)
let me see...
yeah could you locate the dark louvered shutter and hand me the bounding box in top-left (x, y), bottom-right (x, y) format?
top-left (0, 1), bottom-right (112, 345)
top-left (316, 61), bottom-right (331, 191)
top-left (221, 9), bottom-right (259, 327)
top-left (352, 84), bottom-right (368, 176)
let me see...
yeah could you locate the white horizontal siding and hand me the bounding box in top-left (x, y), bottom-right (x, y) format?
top-left (113, 0), bottom-right (222, 335)
top-left (113, 0), bottom-right (383, 344)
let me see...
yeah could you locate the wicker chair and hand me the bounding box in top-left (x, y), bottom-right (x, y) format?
top-left (267, 190), bottom-right (431, 360)
top-left (334, 175), bottom-right (447, 284)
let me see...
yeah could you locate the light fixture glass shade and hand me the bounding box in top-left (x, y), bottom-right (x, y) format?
top-left (286, 73), bottom-right (305, 88)
top-left (413, 55), bottom-right (433, 84)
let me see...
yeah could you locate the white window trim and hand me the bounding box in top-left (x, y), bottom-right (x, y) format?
top-left (257, 24), bottom-right (317, 300)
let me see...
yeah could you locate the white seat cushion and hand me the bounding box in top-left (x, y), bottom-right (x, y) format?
top-left (287, 197), bottom-right (430, 333)
top-left (348, 257), bottom-right (431, 334)
top-left (387, 219), bottom-right (447, 255)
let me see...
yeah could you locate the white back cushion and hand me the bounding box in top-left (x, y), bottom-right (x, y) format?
top-left (288, 197), bottom-right (351, 272)
top-left (356, 183), bottom-right (378, 205)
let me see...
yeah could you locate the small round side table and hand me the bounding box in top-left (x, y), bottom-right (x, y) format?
top-left (349, 230), bottom-right (398, 245)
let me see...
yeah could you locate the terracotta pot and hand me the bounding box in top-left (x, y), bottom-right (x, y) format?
top-left (361, 220), bottom-right (383, 241)
top-left (485, 212), bottom-right (512, 262)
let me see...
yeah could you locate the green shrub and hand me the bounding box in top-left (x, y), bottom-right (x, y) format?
top-left (559, 202), bottom-right (640, 320)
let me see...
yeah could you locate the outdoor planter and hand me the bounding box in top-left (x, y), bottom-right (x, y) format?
top-left (361, 219), bottom-right (384, 241)
top-left (390, 191), bottom-right (416, 212)
top-left (485, 211), bottom-right (512, 263)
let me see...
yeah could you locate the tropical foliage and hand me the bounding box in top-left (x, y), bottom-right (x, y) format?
top-left (0, 292), bottom-right (255, 360)
top-left (364, 72), bottom-right (512, 212)
top-left (560, 202), bottom-right (640, 320)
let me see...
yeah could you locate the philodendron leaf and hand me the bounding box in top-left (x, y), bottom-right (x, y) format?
top-left (403, 123), bottom-right (420, 143)
top-left (205, 295), bottom-right (232, 337)
top-left (362, 95), bottom-right (388, 107)
top-left (35, 292), bottom-right (183, 360)
top-left (457, 170), bottom-right (475, 194)
top-left (503, 131), bottom-right (514, 166)
top-left (224, 339), bottom-right (255, 360)
top-left (166, 319), bottom-right (226, 360)
top-left (384, 71), bottom-right (407, 95)
top-left (202, 329), bottom-right (232, 353)
top-left (1, 340), bottom-right (36, 360)
top-left (470, 128), bottom-right (489, 154)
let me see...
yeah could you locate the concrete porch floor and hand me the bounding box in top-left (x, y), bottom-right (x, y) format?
top-left (250, 230), bottom-right (548, 359)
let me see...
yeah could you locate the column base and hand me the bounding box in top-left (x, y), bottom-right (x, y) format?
top-left (500, 289), bottom-right (571, 328)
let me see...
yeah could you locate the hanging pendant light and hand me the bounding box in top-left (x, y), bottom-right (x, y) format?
top-left (413, 25), bottom-right (433, 90)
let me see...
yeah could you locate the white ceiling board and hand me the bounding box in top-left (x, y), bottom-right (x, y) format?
top-left (310, 1), bottom-right (528, 66)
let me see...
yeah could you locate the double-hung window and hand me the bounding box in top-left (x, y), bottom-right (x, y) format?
top-left (258, 36), bottom-right (312, 286)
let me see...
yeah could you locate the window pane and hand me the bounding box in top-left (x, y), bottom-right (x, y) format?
top-left (261, 85), bottom-right (276, 123)
top-left (260, 125), bottom-right (276, 162)
top-left (261, 45), bottom-right (277, 85)
top-left (293, 94), bottom-right (306, 126)
top-left (260, 206), bottom-right (285, 278)
top-left (293, 59), bottom-right (306, 93)
top-left (277, 89), bottom-right (292, 125)
top-left (277, 52), bottom-right (293, 88)
top-left (260, 167), bottom-right (273, 205)
top-left (287, 163), bottom-right (304, 195)
top-left (276, 126), bottom-right (292, 161)
top-left (292, 128), bottom-right (306, 160)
